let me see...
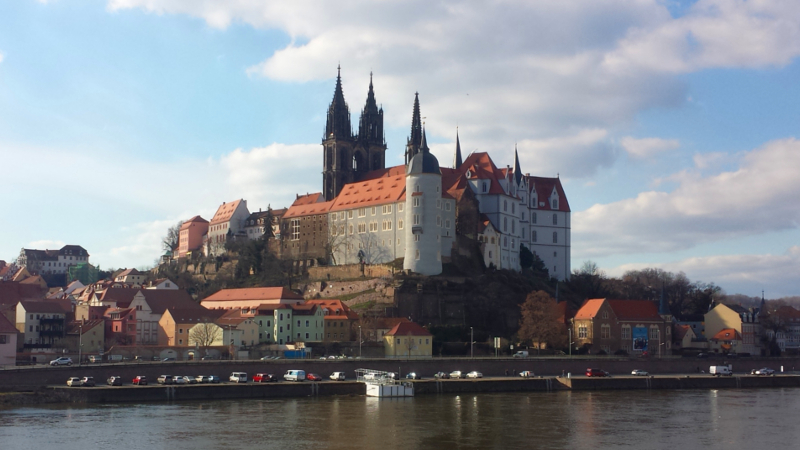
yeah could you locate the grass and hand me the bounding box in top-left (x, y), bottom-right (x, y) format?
top-left (336, 288), bottom-right (376, 303)
top-left (350, 300), bottom-right (377, 310)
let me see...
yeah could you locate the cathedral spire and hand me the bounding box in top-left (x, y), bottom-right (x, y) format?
top-left (454, 128), bottom-right (463, 168)
top-left (421, 125), bottom-right (429, 153)
top-left (406, 92), bottom-right (423, 164)
top-left (513, 145), bottom-right (522, 185)
top-left (325, 65), bottom-right (352, 140)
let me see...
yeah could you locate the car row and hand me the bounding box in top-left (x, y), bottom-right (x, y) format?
top-left (751, 367), bottom-right (775, 376)
top-left (66, 376), bottom-right (95, 386)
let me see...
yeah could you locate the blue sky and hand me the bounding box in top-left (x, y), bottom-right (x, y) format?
top-left (1, 0), bottom-right (799, 298)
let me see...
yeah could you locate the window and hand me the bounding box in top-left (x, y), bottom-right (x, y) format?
top-left (601, 325), bottom-right (610, 339)
top-left (532, 213), bottom-right (537, 224)
top-left (650, 328), bottom-right (660, 340)
top-left (445, 202), bottom-right (451, 211)
top-left (398, 219), bottom-right (404, 230)
top-left (503, 217), bottom-right (508, 231)
top-left (413, 197), bottom-right (421, 207)
top-left (445, 219), bottom-right (451, 229)
top-left (503, 236), bottom-right (508, 248)
top-left (349, 224), bottom-right (354, 235)
top-left (511, 220), bottom-right (515, 234)
top-left (348, 210), bottom-right (353, 219)
top-left (383, 205), bottom-right (393, 214)
top-left (578, 326), bottom-right (587, 338)
top-left (291, 219), bottom-right (300, 240)
top-left (504, 200), bottom-right (508, 212)
top-left (415, 184), bottom-right (420, 193)
top-left (553, 232), bottom-right (557, 243)
top-left (358, 223), bottom-right (366, 234)
top-left (436, 216), bottom-right (441, 226)
top-left (552, 214), bottom-right (557, 225)
top-left (369, 221), bottom-right (378, 232)
top-left (512, 203), bottom-right (515, 214)
top-left (382, 220), bottom-right (393, 231)
top-left (398, 203), bottom-right (404, 212)
top-left (371, 206), bottom-right (377, 215)
top-left (413, 214), bottom-right (420, 225)
top-left (178, 328), bottom-right (183, 334)
top-left (358, 208), bottom-right (366, 217)
top-left (552, 199), bottom-right (558, 209)
top-left (621, 326), bottom-right (631, 340)
top-left (415, 250), bottom-right (420, 260)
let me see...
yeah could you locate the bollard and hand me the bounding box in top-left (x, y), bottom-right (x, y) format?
top-left (567, 372), bottom-right (571, 378)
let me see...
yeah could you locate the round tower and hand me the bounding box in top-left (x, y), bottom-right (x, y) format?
top-left (404, 127), bottom-right (442, 276)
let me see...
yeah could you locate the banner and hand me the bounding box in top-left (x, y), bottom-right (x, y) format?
top-left (633, 327), bottom-right (648, 352)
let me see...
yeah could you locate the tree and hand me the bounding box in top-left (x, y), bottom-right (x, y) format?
top-left (189, 321), bottom-right (222, 354)
top-left (517, 290), bottom-right (566, 354)
top-left (519, 244), bottom-right (534, 269)
top-left (568, 260), bottom-right (608, 300)
top-left (162, 221), bottom-right (184, 254)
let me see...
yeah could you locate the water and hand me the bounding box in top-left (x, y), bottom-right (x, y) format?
top-left (1, 389), bottom-right (799, 449)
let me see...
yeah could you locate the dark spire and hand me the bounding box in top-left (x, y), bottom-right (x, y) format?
top-left (421, 126), bottom-right (429, 153)
top-left (513, 145), bottom-right (522, 185)
top-left (325, 65), bottom-right (352, 140)
top-left (357, 71), bottom-right (383, 144)
top-left (406, 92), bottom-right (422, 164)
top-left (454, 128), bottom-right (463, 168)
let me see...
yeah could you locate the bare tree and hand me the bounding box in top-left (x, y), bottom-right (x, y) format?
top-left (518, 290), bottom-right (566, 354)
top-left (162, 221), bottom-right (184, 254)
top-left (189, 321), bottom-right (221, 354)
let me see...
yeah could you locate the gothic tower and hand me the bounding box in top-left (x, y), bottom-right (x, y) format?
top-left (355, 72), bottom-right (386, 174)
top-left (405, 93), bottom-right (423, 165)
top-left (322, 66), bottom-right (355, 201)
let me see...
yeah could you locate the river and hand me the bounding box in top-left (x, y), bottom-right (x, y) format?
top-left (1, 388), bottom-right (799, 449)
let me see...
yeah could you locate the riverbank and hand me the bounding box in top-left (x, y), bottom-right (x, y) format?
top-left (4, 374), bottom-right (799, 406)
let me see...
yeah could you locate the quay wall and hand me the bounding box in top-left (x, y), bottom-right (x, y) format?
top-left (3, 357), bottom-right (800, 390)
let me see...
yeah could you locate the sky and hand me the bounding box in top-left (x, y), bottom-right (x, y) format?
top-left (1, 0), bottom-right (799, 298)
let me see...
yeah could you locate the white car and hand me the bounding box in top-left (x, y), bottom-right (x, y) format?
top-left (631, 369), bottom-right (649, 376)
top-left (66, 377), bottom-right (82, 386)
top-left (50, 357), bottom-right (73, 366)
top-left (172, 376), bottom-right (187, 385)
top-left (449, 371), bottom-right (463, 379)
top-left (519, 370), bottom-right (534, 378)
top-left (330, 372), bottom-right (346, 381)
top-left (466, 371), bottom-right (483, 379)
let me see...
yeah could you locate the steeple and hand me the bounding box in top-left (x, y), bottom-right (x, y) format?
top-left (453, 129), bottom-right (463, 168)
top-left (357, 71), bottom-right (384, 145)
top-left (421, 126), bottom-right (429, 153)
top-left (325, 65), bottom-right (352, 140)
top-left (513, 145), bottom-right (522, 185)
top-left (405, 92), bottom-right (423, 164)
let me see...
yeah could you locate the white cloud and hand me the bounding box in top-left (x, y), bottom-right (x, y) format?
top-left (575, 138), bottom-right (800, 257)
top-left (609, 246), bottom-right (800, 298)
top-left (621, 136), bottom-right (680, 159)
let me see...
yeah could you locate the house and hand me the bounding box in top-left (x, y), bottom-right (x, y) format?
top-left (215, 309), bottom-right (260, 347)
top-left (178, 215), bottom-right (209, 258)
top-left (17, 245), bottom-right (89, 275)
top-left (105, 307), bottom-right (136, 345)
top-left (672, 324), bottom-right (699, 353)
top-left (383, 321), bottom-right (433, 359)
top-left (125, 289), bottom-right (203, 345)
top-left (65, 319), bottom-right (105, 355)
top-left (305, 299), bottom-right (360, 342)
top-left (704, 302), bottom-right (763, 354)
top-left (709, 328), bottom-right (742, 354)
top-left (146, 278), bottom-right (178, 290)
top-left (200, 287), bottom-right (304, 310)
top-left (363, 317), bottom-right (410, 342)
top-left (244, 209), bottom-right (273, 241)
top-left (0, 313), bottom-right (17, 366)
top-left (287, 303), bottom-right (326, 344)
top-left (206, 199), bottom-right (250, 256)
top-left (477, 215), bottom-right (501, 269)
top-left (158, 308), bottom-right (223, 347)
top-left (15, 300), bottom-right (70, 348)
top-left (115, 268), bottom-right (147, 287)
top-left (572, 298), bottom-right (671, 355)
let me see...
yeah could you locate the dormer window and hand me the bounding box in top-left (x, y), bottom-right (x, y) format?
top-left (482, 182), bottom-right (488, 193)
top-left (552, 199), bottom-right (558, 209)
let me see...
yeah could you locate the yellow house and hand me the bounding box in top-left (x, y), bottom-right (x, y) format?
top-left (383, 322), bottom-right (433, 359)
top-left (704, 303), bottom-right (743, 341)
top-left (158, 308), bottom-right (222, 347)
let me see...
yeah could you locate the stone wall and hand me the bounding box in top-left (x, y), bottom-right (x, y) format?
top-left (307, 264), bottom-right (395, 281)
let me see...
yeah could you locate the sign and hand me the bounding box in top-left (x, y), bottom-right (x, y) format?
top-left (494, 337), bottom-right (501, 349)
top-left (632, 327), bottom-right (648, 352)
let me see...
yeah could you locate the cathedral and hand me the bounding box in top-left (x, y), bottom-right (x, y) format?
top-left (279, 68), bottom-right (571, 279)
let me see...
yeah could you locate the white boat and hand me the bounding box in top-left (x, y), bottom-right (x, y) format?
top-left (356, 369), bottom-right (414, 397)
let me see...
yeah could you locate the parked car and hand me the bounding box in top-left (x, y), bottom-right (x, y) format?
top-left (434, 372), bottom-right (450, 379)
top-left (50, 357), bottom-right (73, 366)
top-left (208, 375), bottom-right (221, 384)
top-left (710, 365), bottom-right (733, 377)
top-left (631, 369), bottom-right (649, 376)
top-left (512, 351), bottom-right (529, 358)
top-left (196, 375), bottom-right (211, 383)
top-left (80, 377), bottom-right (96, 387)
top-left (586, 368), bottom-right (610, 377)
top-left (405, 372), bottom-right (421, 380)
top-left (253, 373), bottom-right (277, 383)
top-left (330, 372), bottom-right (346, 381)
top-left (157, 375), bottom-right (173, 385)
top-left (107, 376), bottom-right (124, 386)
top-left (466, 371), bottom-right (483, 379)
top-left (172, 376), bottom-right (187, 385)
top-left (180, 376), bottom-right (196, 384)
top-left (753, 367), bottom-right (775, 376)
top-left (284, 370), bottom-right (306, 382)
top-left (132, 376), bottom-right (147, 385)
top-left (229, 372), bottom-right (248, 383)
top-left (306, 373), bottom-right (323, 382)
top-left (66, 377), bottom-right (82, 386)
top-left (201, 355), bottom-right (217, 360)
top-left (386, 372), bottom-right (398, 380)
top-left (519, 371), bottom-right (534, 378)
top-left (449, 371), bottom-right (463, 379)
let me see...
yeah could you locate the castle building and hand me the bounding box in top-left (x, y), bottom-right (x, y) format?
top-left (278, 68), bottom-right (569, 279)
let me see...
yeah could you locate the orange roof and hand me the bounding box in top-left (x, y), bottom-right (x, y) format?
top-left (305, 299), bottom-right (359, 320)
top-left (711, 328), bottom-right (741, 341)
top-left (284, 199), bottom-right (334, 219)
top-left (385, 321), bottom-right (432, 337)
top-left (180, 216), bottom-right (208, 230)
top-left (574, 299), bottom-right (606, 320)
top-left (203, 287), bottom-right (303, 302)
top-left (329, 174), bottom-right (406, 212)
top-left (292, 193), bottom-right (325, 206)
top-left (210, 199), bottom-right (246, 225)
top-left (357, 165), bottom-right (407, 181)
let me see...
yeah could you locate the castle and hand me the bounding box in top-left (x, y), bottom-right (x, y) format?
top-left (278, 68), bottom-right (571, 279)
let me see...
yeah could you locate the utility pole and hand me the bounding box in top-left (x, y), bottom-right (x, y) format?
top-left (78, 324), bottom-right (83, 365)
top-left (359, 326), bottom-right (362, 357)
top-left (470, 327), bottom-right (474, 358)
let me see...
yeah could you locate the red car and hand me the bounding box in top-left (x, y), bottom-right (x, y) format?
top-left (585, 368), bottom-right (610, 377)
top-left (132, 376), bottom-right (148, 385)
top-left (306, 373), bottom-right (322, 381)
top-left (253, 373), bottom-right (277, 383)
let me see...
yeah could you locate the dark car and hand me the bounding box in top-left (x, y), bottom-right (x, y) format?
top-left (586, 368), bottom-right (610, 377)
top-left (434, 372), bottom-right (450, 379)
top-left (107, 376), bottom-right (124, 386)
top-left (253, 373), bottom-right (277, 383)
top-left (132, 376), bottom-right (148, 385)
top-left (80, 377), bottom-right (96, 387)
top-left (306, 373), bottom-right (322, 381)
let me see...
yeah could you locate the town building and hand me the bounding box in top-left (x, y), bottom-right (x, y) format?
top-left (200, 287), bottom-right (304, 310)
top-left (114, 268), bottom-right (147, 287)
top-left (64, 319), bottom-right (105, 356)
top-left (158, 308), bottom-right (223, 347)
top-left (305, 299), bottom-right (360, 342)
top-left (705, 302), bottom-right (762, 355)
top-left (0, 313), bottom-right (18, 366)
top-left (17, 245), bottom-right (89, 275)
top-left (383, 321), bottom-right (433, 359)
top-left (15, 300), bottom-right (70, 348)
top-left (145, 278), bottom-right (178, 290)
top-left (572, 298), bottom-right (671, 355)
top-left (244, 209), bottom-right (273, 241)
top-left (206, 199), bottom-right (250, 256)
top-left (178, 215), bottom-right (209, 258)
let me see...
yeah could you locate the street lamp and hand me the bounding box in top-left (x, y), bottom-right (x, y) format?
top-left (359, 326), bottom-right (362, 357)
top-left (470, 327), bottom-right (474, 359)
top-left (78, 324), bottom-right (83, 365)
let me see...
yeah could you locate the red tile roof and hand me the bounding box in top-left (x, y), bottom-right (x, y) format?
top-left (711, 328), bottom-right (741, 341)
top-left (608, 300), bottom-right (662, 321)
top-left (203, 287), bottom-right (303, 302)
top-left (180, 215), bottom-right (209, 230)
top-left (284, 199), bottom-right (334, 218)
top-left (574, 299), bottom-right (606, 320)
top-left (329, 174), bottom-right (407, 212)
top-left (526, 176), bottom-right (571, 212)
top-left (305, 299), bottom-right (359, 320)
top-left (18, 300), bottom-right (70, 314)
top-left (385, 321), bottom-right (432, 337)
top-left (210, 199), bottom-right (246, 225)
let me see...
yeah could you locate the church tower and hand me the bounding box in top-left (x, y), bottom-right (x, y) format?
top-left (404, 93), bottom-right (423, 165)
top-left (322, 66), bottom-right (355, 201)
top-left (355, 73), bottom-right (386, 173)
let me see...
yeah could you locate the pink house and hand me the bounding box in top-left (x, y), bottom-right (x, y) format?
top-left (178, 216), bottom-right (209, 258)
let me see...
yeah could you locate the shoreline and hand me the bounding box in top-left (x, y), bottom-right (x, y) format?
top-left (3, 374), bottom-right (799, 407)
